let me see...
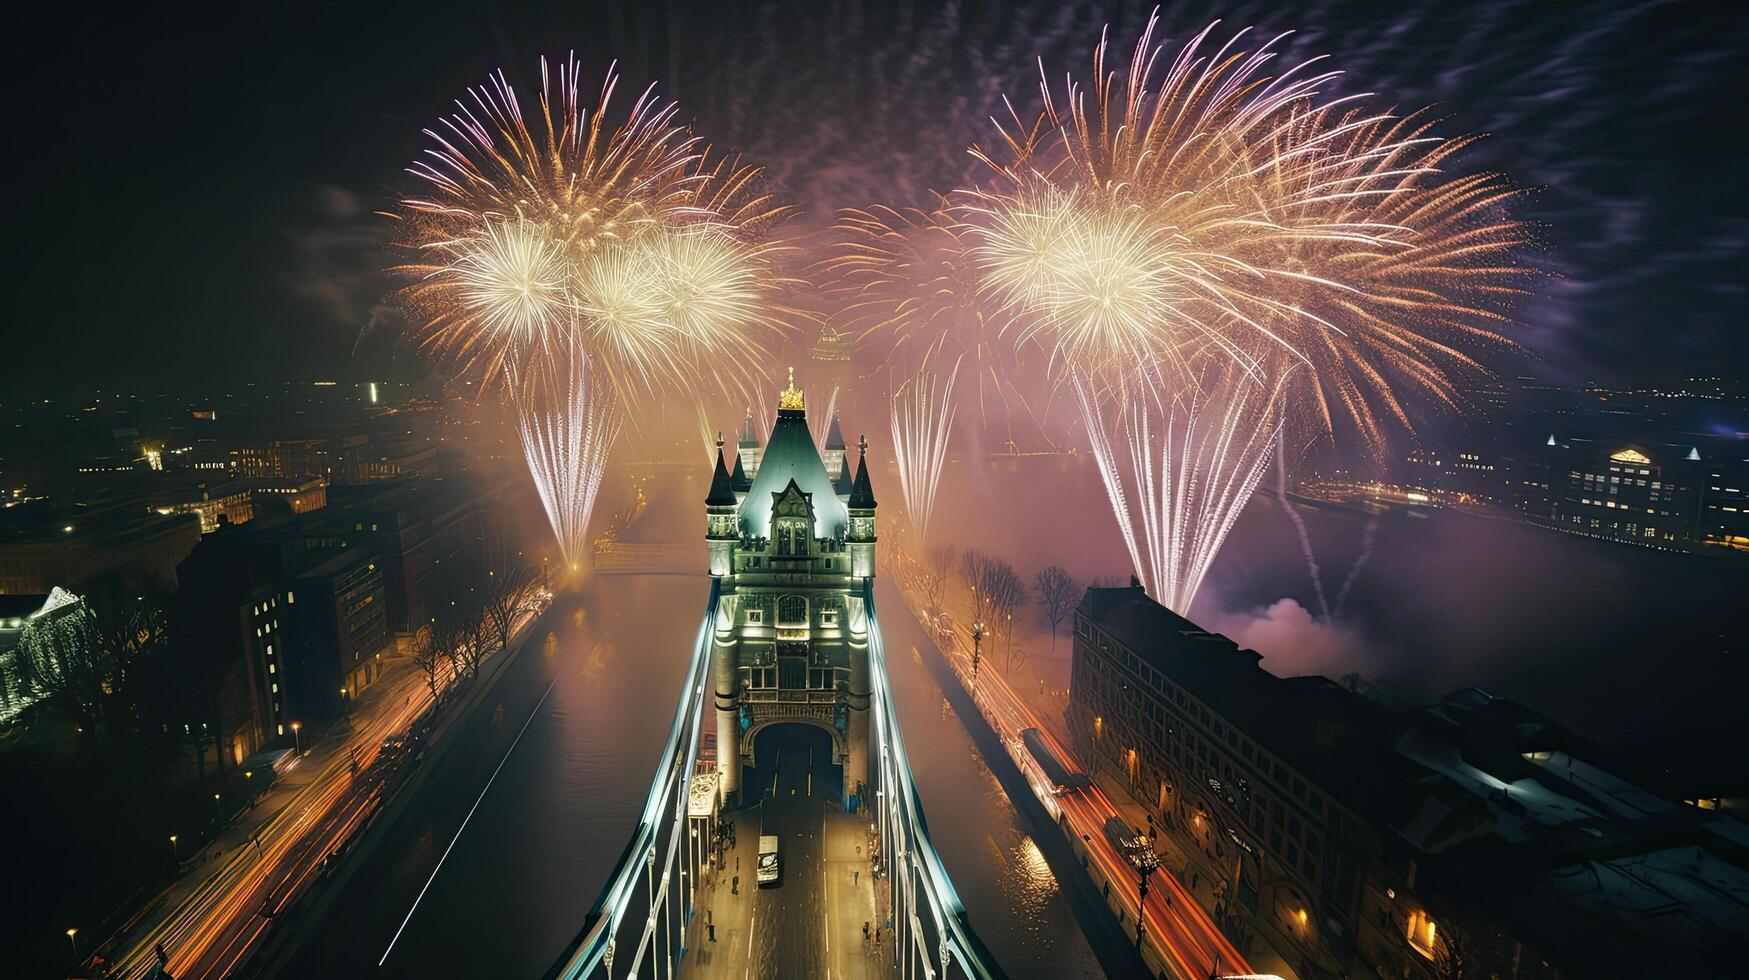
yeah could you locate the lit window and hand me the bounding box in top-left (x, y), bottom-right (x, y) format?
top-left (1407, 911), bottom-right (1438, 958)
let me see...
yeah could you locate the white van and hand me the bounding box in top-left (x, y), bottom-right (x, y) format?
top-left (756, 835), bottom-right (780, 886)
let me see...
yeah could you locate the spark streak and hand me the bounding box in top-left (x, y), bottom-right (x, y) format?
top-left (510, 341), bottom-right (619, 570)
top-left (890, 358), bottom-right (962, 544)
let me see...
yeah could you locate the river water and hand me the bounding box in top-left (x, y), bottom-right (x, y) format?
top-left (293, 569), bottom-right (1099, 977)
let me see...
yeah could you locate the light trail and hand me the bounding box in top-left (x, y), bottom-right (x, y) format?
top-left (104, 593), bottom-right (549, 979)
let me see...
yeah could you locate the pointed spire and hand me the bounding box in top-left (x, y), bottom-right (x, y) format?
top-left (825, 410), bottom-right (846, 450)
top-left (849, 434), bottom-right (877, 509)
top-left (738, 410), bottom-right (760, 448)
top-left (706, 433), bottom-right (737, 507)
top-left (730, 452), bottom-right (750, 491)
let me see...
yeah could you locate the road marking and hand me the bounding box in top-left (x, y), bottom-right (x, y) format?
top-left (378, 673), bottom-right (560, 966)
top-left (748, 909), bottom-right (756, 959)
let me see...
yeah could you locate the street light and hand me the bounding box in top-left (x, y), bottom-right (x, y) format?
top-left (66, 927), bottom-right (78, 959)
top-left (1127, 828), bottom-right (1163, 952)
top-left (169, 834), bottom-right (179, 862)
top-left (290, 719), bottom-right (303, 755)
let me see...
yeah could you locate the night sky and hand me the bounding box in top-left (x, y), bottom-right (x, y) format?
top-left (22, 0), bottom-right (1747, 395)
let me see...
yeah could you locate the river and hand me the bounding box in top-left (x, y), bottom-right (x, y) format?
top-left (288, 570), bottom-right (1100, 978)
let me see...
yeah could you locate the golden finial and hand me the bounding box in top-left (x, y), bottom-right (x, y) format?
top-left (778, 366), bottom-right (805, 411)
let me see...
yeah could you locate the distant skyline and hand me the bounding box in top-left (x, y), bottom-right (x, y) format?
top-left (22, 1), bottom-right (1748, 393)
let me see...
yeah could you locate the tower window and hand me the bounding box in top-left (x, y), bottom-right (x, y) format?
top-left (777, 595), bottom-right (807, 627)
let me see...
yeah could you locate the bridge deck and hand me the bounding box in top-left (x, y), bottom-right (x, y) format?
top-left (681, 760), bottom-right (892, 978)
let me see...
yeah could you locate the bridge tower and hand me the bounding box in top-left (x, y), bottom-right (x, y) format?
top-left (706, 369), bottom-right (873, 807)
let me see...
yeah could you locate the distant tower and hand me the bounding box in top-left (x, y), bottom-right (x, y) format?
top-left (703, 368), bottom-right (873, 806)
top-left (809, 322), bottom-right (853, 419)
top-left (823, 411), bottom-right (848, 481)
top-left (737, 410), bottom-right (763, 478)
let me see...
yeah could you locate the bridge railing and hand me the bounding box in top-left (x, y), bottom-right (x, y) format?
top-left (864, 585), bottom-right (1005, 980)
top-left (546, 579), bottom-right (1003, 980)
top-left (546, 580), bottom-right (720, 980)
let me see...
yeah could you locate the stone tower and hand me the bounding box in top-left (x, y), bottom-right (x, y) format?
top-left (705, 370), bottom-right (873, 805)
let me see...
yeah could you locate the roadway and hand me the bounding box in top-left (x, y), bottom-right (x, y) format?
top-left (683, 724), bottom-right (885, 980)
top-left (102, 664), bottom-right (433, 980)
top-left (890, 548), bottom-right (1255, 980)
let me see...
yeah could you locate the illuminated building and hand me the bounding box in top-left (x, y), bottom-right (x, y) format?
top-left (151, 480), bottom-right (255, 533)
top-left (1067, 583), bottom-right (1749, 978)
top-left (704, 372), bottom-right (875, 805)
top-left (1529, 439), bottom-right (1702, 550)
top-left (1697, 453), bottom-right (1749, 551)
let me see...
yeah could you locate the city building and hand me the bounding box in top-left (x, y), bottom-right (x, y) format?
top-left (309, 477), bottom-right (500, 645)
top-left (250, 476), bottom-right (328, 515)
top-left (1696, 452), bottom-right (1749, 551)
top-left (0, 502), bottom-right (201, 595)
top-left (292, 549), bottom-right (390, 704)
top-left (1067, 583), bottom-right (1749, 978)
top-left (238, 438), bottom-right (328, 480)
top-left (705, 372), bottom-right (876, 806)
top-left (149, 479), bottom-right (256, 533)
top-left (175, 513), bottom-right (393, 760)
top-left (1525, 439), bottom-right (1703, 550)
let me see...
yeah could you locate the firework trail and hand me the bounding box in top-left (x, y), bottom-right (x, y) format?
top-left (1333, 515), bottom-right (1381, 620)
top-left (1078, 364), bottom-right (1286, 614)
top-left (1274, 440), bottom-right (1331, 621)
top-left (890, 358), bottom-right (963, 544)
top-left (964, 14), bottom-right (1531, 612)
top-left (812, 384), bottom-right (841, 460)
top-left (510, 341), bottom-right (619, 570)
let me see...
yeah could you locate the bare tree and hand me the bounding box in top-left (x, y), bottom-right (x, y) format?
top-left (923, 543), bottom-right (957, 611)
top-left (980, 560), bottom-right (1029, 673)
top-left (481, 561), bottom-right (539, 652)
top-left (960, 548), bottom-right (998, 623)
top-left (435, 575), bottom-right (492, 679)
top-left (1034, 566), bottom-right (1083, 653)
top-left (410, 626), bottom-right (450, 700)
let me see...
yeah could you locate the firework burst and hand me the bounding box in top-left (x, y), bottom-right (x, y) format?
top-left (396, 56), bottom-right (794, 563)
top-left (964, 15), bottom-right (1532, 611)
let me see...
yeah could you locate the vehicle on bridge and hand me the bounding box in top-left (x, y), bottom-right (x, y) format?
top-left (757, 834), bottom-right (781, 887)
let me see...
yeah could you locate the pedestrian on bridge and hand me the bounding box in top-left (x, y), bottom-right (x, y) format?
top-left (732, 874), bottom-right (739, 895)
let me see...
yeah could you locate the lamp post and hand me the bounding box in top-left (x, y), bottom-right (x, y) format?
top-left (169, 834), bottom-right (179, 863)
top-left (1128, 828), bottom-right (1162, 952)
top-left (66, 927), bottom-right (78, 959)
top-left (970, 622), bottom-right (986, 704)
top-left (290, 719), bottom-right (303, 756)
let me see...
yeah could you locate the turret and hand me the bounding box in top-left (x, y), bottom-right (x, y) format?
top-left (737, 410), bottom-right (762, 478)
top-left (823, 411), bottom-right (847, 480)
top-left (706, 433), bottom-right (738, 577)
top-left (848, 434), bottom-right (878, 578)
